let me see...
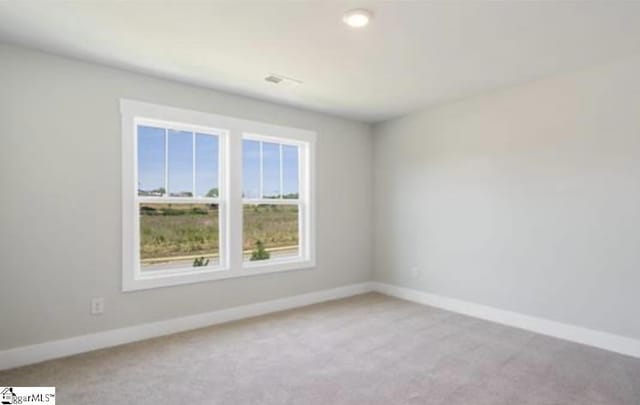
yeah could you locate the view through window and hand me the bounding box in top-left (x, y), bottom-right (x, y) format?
top-left (242, 139), bottom-right (301, 262)
top-left (137, 125), bottom-right (221, 271)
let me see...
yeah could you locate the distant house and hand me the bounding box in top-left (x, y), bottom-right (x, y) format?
top-left (170, 192), bottom-right (194, 197)
top-left (138, 188), bottom-right (165, 197)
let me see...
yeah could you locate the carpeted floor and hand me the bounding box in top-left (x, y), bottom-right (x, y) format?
top-left (1, 293), bottom-right (639, 404)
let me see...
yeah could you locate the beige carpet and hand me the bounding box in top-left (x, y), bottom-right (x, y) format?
top-left (1, 293), bottom-right (639, 404)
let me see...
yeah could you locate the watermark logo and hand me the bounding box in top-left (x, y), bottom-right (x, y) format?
top-left (1, 388), bottom-right (16, 404)
top-left (0, 387), bottom-right (55, 404)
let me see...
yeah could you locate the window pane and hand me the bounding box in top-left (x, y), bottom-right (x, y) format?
top-left (168, 130), bottom-right (193, 197)
top-left (262, 142), bottom-right (281, 198)
top-left (195, 134), bottom-right (219, 198)
top-left (140, 203), bottom-right (219, 271)
top-left (282, 145), bottom-right (299, 199)
top-left (137, 126), bottom-right (165, 196)
top-left (243, 140), bottom-right (260, 199)
top-left (243, 204), bottom-right (299, 262)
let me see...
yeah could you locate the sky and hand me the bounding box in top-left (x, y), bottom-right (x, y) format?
top-left (138, 125), bottom-right (299, 198)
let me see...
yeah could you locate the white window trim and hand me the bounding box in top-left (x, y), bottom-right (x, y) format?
top-left (121, 99), bottom-right (316, 292)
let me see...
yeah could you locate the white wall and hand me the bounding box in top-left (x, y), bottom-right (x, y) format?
top-left (373, 55), bottom-right (640, 340)
top-left (0, 44), bottom-right (373, 351)
top-left (3, 39), bottom-right (639, 353)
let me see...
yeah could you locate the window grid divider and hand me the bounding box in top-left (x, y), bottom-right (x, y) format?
top-left (259, 141), bottom-right (264, 199)
top-left (192, 131), bottom-right (196, 197)
top-left (279, 143), bottom-right (283, 199)
top-left (164, 128), bottom-right (168, 197)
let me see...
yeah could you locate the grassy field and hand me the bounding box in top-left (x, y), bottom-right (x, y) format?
top-left (139, 203), bottom-right (298, 264)
top-left (242, 204), bottom-right (298, 251)
top-left (139, 204), bottom-right (219, 260)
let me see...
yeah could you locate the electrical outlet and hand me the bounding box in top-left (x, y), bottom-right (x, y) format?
top-left (91, 297), bottom-right (104, 315)
top-left (411, 266), bottom-right (424, 280)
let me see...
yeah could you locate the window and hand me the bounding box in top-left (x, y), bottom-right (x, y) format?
top-left (137, 125), bottom-right (223, 273)
top-left (242, 138), bottom-right (304, 264)
top-left (121, 100), bottom-right (315, 291)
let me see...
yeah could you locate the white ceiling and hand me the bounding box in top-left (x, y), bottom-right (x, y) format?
top-left (1, 1), bottom-right (640, 123)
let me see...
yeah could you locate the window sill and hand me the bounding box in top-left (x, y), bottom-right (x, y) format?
top-left (123, 260), bottom-right (315, 292)
top-left (243, 257), bottom-right (315, 273)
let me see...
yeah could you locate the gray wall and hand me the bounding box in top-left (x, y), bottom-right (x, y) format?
top-left (373, 55), bottom-right (640, 340)
top-left (0, 44), bottom-right (373, 350)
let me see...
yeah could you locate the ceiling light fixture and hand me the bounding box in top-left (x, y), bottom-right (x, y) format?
top-left (343, 9), bottom-right (372, 28)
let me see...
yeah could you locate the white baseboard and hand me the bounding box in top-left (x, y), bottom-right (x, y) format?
top-left (4, 281), bottom-right (637, 371)
top-left (371, 282), bottom-right (640, 359)
top-left (0, 282), bottom-right (374, 371)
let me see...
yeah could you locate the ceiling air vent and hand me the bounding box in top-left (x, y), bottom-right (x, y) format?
top-left (264, 73), bottom-right (302, 87)
top-left (265, 75), bottom-right (283, 84)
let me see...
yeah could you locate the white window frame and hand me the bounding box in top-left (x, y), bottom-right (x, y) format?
top-left (121, 99), bottom-right (316, 291)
